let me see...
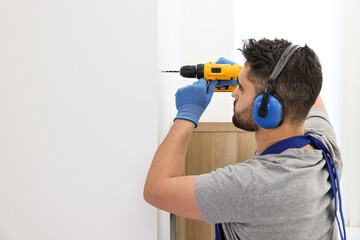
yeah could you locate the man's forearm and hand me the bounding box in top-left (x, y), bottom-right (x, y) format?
top-left (313, 95), bottom-right (327, 113)
top-left (144, 78), bottom-right (215, 215)
top-left (144, 120), bottom-right (195, 195)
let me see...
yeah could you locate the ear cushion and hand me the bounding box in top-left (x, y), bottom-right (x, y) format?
top-left (252, 92), bottom-right (285, 129)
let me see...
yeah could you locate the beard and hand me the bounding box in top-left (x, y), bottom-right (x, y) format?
top-left (232, 102), bottom-right (259, 132)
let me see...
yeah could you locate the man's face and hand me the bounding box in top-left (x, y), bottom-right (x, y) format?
top-left (231, 65), bottom-right (259, 131)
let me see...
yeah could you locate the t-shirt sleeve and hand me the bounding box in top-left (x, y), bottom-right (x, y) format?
top-left (304, 107), bottom-right (343, 177)
top-left (194, 163), bottom-right (254, 224)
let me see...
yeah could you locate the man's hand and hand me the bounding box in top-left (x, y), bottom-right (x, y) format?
top-left (174, 78), bottom-right (218, 128)
top-left (215, 57), bottom-right (239, 88)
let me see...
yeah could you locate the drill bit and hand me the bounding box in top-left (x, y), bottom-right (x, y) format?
top-left (161, 70), bottom-right (180, 73)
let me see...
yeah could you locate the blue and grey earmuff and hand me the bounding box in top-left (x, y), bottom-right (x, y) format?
top-left (252, 44), bottom-right (301, 129)
top-left (253, 92), bottom-right (284, 129)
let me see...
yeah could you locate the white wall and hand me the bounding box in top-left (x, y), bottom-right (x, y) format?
top-left (0, 1), bottom-right (158, 239)
top-left (341, 0), bottom-right (360, 227)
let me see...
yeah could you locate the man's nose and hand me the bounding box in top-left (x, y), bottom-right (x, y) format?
top-left (231, 86), bottom-right (239, 99)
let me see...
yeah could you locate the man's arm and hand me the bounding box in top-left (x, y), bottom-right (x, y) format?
top-left (305, 95), bottom-right (341, 164)
top-left (143, 78), bottom-right (218, 221)
top-left (143, 119), bottom-right (204, 220)
top-left (312, 95), bottom-right (327, 113)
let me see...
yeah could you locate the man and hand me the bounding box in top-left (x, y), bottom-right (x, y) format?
top-left (144, 38), bottom-right (343, 239)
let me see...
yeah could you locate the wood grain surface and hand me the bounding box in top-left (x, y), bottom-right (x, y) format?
top-left (176, 122), bottom-right (257, 240)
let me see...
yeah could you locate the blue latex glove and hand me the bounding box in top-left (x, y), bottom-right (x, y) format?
top-left (215, 57), bottom-right (239, 87)
top-left (174, 78), bottom-right (218, 128)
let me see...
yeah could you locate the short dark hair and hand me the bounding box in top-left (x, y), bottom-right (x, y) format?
top-left (240, 38), bottom-right (322, 125)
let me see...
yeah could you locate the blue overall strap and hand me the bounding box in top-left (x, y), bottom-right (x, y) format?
top-left (305, 135), bottom-right (346, 240)
top-left (215, 223), bottom-right (225, 240)
top-left (261, 135), bottom-right (346, 240)
top-left (261, 135), bottom-right (311, 155)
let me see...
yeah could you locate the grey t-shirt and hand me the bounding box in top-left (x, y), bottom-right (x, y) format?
top-left (195, 107), bottom-right (343, 240)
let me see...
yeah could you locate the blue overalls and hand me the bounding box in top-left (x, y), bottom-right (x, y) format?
top-left (215, 135), bottom-right (346, 240)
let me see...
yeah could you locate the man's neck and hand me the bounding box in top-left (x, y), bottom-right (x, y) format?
top-left (255, 122), bottom-right (305, 153)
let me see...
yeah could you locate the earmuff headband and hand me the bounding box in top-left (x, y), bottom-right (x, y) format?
top-left (257, 44), bottom-right (301, 118)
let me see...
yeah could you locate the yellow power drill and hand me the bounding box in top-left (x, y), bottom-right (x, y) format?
top-left (162, 62), bottom-right (242, 92)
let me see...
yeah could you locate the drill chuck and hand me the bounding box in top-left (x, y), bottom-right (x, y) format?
top-left (180, 64), bottom-right (204, 79)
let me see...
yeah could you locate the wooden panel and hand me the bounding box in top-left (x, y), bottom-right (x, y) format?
top-left (176, 122), bottom-right (257, 240)
top-left (237, 132), bottom-right (258, 163)
top-left (193, 122), bottom-right (243, 133)
top-left (185, 132), bottom-right (238, 175)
